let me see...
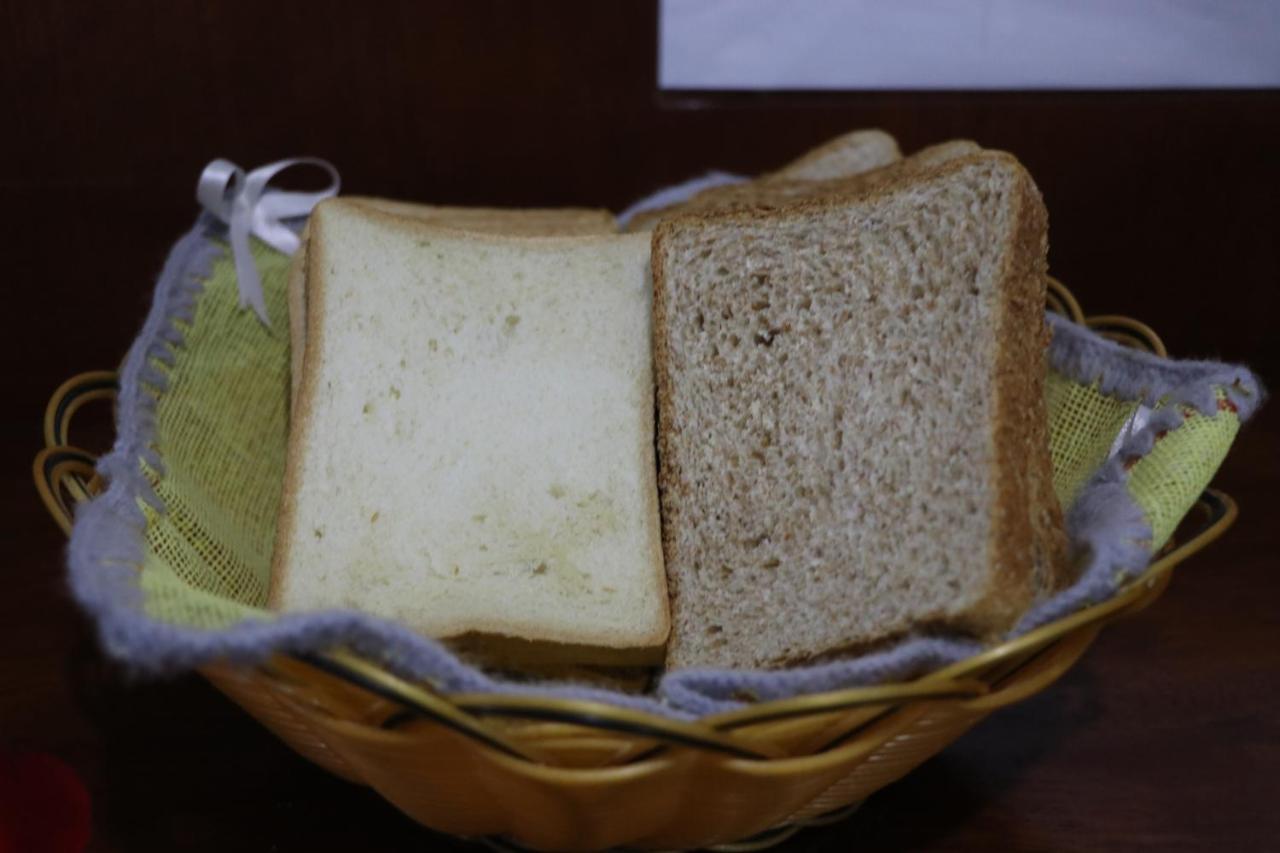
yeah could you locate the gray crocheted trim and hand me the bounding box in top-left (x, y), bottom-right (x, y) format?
top-left (1045, 312), bottom-right (1263, 418)
top-left (67, 220), bottom-right (1262, 719)
top-left (660, 636), bottom-right (983, 717)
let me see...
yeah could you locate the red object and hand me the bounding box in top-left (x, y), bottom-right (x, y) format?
top-left (0, 752), bottom-right (91, 853)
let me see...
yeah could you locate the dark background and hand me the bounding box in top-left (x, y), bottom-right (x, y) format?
top-left (3, 2), bottom-right (1277, 850)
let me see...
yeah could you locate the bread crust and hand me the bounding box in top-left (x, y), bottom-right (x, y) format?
top-left (648, 220), bottom-right (686, 663)
top-left (626, 128), bottom-right (900, 233)
top-left (761, 128), bottom-right (901, 182)
top-left (285, 222), bottom-right (310, 410)
top-left (629, 138), bottom-right (980, 234)
top-left (959, 166), bottom-right (1060, 633)
top-left (268, 203), bottom-right (329, 610)
top-left (655, 152), bottom-right (1026, 243)
top-left (343, 196), bottom-right (618, 236)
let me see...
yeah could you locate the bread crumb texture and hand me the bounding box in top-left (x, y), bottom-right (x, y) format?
top-left (275, 203), bottom-right (666, 652)
top-left (657, 156), bottom-right (1052, 669)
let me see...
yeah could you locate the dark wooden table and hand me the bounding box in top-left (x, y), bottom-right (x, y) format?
top-left (4, 3), bottom-right (1278, 850)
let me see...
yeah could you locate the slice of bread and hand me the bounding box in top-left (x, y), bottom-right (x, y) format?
top-left (903, 139), bottom-right (982, 169)
top-left (623, 128), bottom-right (901, 232)
top-left (271, 199), bottom-right (667, 664)
top-left (652, 151), bottom-right (1068, 670)
top-left (761, 128), bottom-right (902, 183)
top-left (287, 200), bottom-right (616, 407)
top-left (627, 140), bottom-right (981, 232)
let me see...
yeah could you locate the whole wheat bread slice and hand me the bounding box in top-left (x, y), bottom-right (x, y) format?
top-left (287, 200), bottom-right (616, 407)
top-left (272, 199), bottom-right (667, 664)
top-left (652, 151), bottom-right (1068, 670)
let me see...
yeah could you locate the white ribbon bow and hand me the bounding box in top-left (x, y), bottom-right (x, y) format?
top-left (196, 157), bottom-right (340, 325)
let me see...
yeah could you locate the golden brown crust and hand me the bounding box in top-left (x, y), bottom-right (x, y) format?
top-left (285, 222), bottom-right (310, 411)
top-left (328, 197), bottom-right (630, 250)
top-left (959, 166), bottom-right (1066, 634)
top-left (268, 203), bottom-right (331, 610)
top-left (624, 177), bottom-right (828, 233)
top-left (1012, 184), bottom-right (1069, 595)
top-left (983, 170), bottom-right (1044, 630)
top-left (626, 138), bottom-right (972, 234)
top-left (649, 221), bottom-right (686, 665)
top-left (625, 129), bottom-right (898, 232)
top-left (637, 261), bottom-right (672, 647)
top-left (344, 196), bottom-right (617, 236)
top-left (654, 151), bottom-right (1024, 238)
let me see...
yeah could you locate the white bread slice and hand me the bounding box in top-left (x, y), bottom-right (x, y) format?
top-left (652, 152), bottom-right (1068, 670)
top-left (287, 200), bottom-right (616, 407)
top-left (623, 128), bottom-right (901, 232)
top-left (271, 200), bottom-right (667, 664)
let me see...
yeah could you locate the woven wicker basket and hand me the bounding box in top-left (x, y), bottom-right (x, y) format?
top-left (35, 280), bottom-right (1238, 852)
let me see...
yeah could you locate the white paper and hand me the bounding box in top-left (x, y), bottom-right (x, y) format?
top-left (660, 0), bottom-right (1280, 90)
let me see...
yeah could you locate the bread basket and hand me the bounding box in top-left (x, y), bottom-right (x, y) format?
top-left (35, 231), bottom-right (1251, 850)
